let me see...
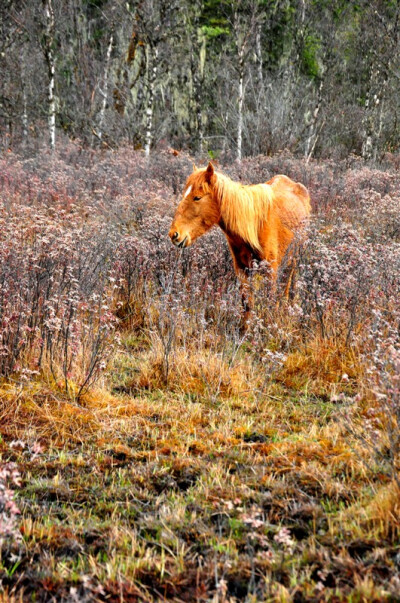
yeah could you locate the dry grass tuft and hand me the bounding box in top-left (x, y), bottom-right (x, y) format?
top-left (277, 336), bottom-right (361, 396)
top-left (360, 482), bottom-right (400, 540)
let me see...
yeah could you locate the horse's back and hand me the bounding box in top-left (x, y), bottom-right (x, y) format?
top-left (266, 174), bottom-right (311, 229)
top-left (267, 174), bottom-right (310, 207)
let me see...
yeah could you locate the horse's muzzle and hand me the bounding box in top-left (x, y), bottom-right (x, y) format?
top-left (177, 236), bottom-right (188, 248)
top-left (169, 230), bottom-right (189, 248)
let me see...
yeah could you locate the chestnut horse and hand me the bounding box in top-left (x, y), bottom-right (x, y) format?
top-left (169, 162), bottom-right (311, 323)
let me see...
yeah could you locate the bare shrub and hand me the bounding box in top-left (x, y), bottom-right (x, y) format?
top-left (1, 146), bottom-right (399, 408)
top-left (0, 168), bottom-right (119, 398)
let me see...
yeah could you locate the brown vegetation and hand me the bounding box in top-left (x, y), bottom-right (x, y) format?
top-left (0, 146), bottom-right (399, 601)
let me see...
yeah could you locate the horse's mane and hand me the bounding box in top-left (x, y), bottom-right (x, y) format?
top-left (197, 170), bottom-right (274, 252)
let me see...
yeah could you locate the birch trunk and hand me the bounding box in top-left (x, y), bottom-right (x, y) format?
top-left (361, 88), bottom-right (374, 161)
top-left (144, 45), bottom-right (158, 157)
top-left (362, 62), bottom-right (390, 161)
top-left (97, 32), bottom-right (114, 142)
top-left (191, 28), bottom-right (205, 154)
top-left (255, 23), bottom-right (263, 88)
top-left (21, 60), bottom-right (28, 146)
top-left (43, 0), bottom-right (56, 151)
top-left (362, 6), bottom-right (398, 161)
top-left (237, 48), bottom-right (245, 162)
top-left (305, 78), bottom-right (324, 162)
top-left (22, 87), bottom-right (28, 145)
top-left (192, 67), bottom-right (204, 154)
top-left (233, 0), bottom-right (260, 163)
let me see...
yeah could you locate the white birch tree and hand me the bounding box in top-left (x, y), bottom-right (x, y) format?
top-left (97, 31), bottom-right (114, 143)
top-left (187, 1), bottom-right (206, 155)
top-left (144, 44), bottom-right (158, 157)
top-left (361, 4), bottom-right (399, 161)
top-left (127, 0), bottom-right (179, 157)
top-left (42, 0), bottom-right (56, 150)
top-left (232, 0), bottom-right (260, 162)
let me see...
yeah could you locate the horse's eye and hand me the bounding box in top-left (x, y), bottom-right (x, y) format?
top-left (193, 196), bottom-right (201, 201)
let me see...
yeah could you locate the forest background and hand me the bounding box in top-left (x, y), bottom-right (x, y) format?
top-left (1, 0), bottom-right (399, 161)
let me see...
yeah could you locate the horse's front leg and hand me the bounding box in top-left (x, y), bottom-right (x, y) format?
top-left (227, 241), bottom-right (255, 332)
top-left (237, 269), bottom-right (253, 331)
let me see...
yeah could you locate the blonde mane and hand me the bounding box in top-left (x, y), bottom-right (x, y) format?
top-left (211, 172), bottom-right (274, 252)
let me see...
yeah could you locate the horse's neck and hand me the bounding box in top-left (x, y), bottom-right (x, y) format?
top-left (215, 179), bottom-right (267, 253)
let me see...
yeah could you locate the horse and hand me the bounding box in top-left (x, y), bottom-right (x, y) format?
top-left (168, 162), bottom-right (311, 325)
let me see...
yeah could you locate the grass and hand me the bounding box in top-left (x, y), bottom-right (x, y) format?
top-left (1, 331), bottom-right (399, 602)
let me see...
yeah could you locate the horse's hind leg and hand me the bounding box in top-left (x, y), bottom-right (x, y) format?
top-left (283, 234), bottom-right (305, 301)
top-left (279, 238), bottom-right (300, 301)
top-left (283, 259), bottom-right (296, 301)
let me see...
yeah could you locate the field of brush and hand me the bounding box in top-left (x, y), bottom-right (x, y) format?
top-left (0, 144), bottom-right (400, 602)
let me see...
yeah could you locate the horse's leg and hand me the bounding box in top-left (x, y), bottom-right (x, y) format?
top-left (283, 262), bottom-right (295, 300)
top-left (227, 242), bottom-right (254, 332)
top-left (237, 269), bottom-right (253, 330)
top-left (267, 260), bottom-right (278, 298)
top-left (282, 235), bottom-right (303, 301)
top-left (278, 248), bottom-right (295, 301)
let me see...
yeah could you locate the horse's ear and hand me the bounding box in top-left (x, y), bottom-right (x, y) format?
top-left (192, 163), bottom-right (198, 172)
top-left (205, 161), bottom-right (215, 183)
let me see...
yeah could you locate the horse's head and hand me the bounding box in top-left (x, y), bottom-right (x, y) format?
top-left (169, 162), bottom-right (220, 248)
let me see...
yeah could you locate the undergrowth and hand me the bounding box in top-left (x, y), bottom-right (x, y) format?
top-left (0, 145), bottom-right (399, 602)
